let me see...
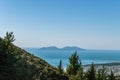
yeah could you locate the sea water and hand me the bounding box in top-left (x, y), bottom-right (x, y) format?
top-left (24, 48), bottom-right (120, 68)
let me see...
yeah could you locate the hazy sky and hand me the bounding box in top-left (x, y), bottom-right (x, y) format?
top-left (0, 0), bottom-right (120, 50)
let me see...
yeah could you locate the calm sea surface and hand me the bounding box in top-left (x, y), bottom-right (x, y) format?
top-left (24, 48), bottom-right (120, 68)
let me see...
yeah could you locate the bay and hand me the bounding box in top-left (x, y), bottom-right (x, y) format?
top-left (24, 48), bottom-right (120, 68)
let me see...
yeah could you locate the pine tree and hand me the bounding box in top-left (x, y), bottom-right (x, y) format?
top-left (76, 66), bottom-right (84, 80)
top-left (97, 69), bottom-right (101, 80)
top-left (4, 32), bottom-right (15, 43)
top-left (0, 32), bottom-right (16, 80)
top-left (85, 63), bottom-right (96, 80)
top-left (57, 60), bottom-right (63, 74)
top-left (66, 52), bottom-right (81, 75)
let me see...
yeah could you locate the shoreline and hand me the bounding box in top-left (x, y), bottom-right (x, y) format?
top-left (64, 62), bottom-right (120, 75)
top-left (83, 62), bottom-right (120, 75)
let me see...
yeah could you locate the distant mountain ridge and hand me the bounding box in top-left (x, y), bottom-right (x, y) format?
top-left (39, 46), bottom-right (86, 51)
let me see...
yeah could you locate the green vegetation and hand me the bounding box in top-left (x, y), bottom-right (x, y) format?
top-left (1, 32), bottom-right (120, 80)
top-left (66, 52), bottom-right (81, 75)
top-left (85, 63), bottom-right (96, 80)
top-left (66, 52), bottom-right (120, 80)
top-left (0, 32), bottom-right (68, 80)
top-left (96, 66), bottom-right (106, 80)
top-left (0, 32), bottom-right (17, 80)
top-left (57, 60), bottom-right (63, 74)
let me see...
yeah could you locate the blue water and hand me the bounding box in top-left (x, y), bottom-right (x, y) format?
top-left (24, 48), bottom-right (120, 68)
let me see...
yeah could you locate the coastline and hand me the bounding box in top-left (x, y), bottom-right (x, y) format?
top-left (83, 62), bottom-right (120, 75)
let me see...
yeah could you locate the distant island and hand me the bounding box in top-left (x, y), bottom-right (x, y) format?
top-left (39, 46), bottom-right (86, 51)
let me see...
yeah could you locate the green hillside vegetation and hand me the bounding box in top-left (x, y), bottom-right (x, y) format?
top-left (0, 32), bottom-right (68, 80)
top-left (66, 52), bottom-right (120, 80)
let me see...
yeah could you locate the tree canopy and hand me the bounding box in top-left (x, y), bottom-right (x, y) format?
top-left (66, 52), bottom-right (81, 75)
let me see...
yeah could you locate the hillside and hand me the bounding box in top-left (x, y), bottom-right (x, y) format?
top-left (0, 33), bottom-right (68, 80)
top-left (13, 46), bottom-right (68, 80)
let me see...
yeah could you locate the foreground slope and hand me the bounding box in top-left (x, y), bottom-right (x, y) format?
top-left (13, 46), bottom-right (68, 80)
top-left (0, 33), bottom-right (68, 80)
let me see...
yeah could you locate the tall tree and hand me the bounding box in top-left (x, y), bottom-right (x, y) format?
top-left (4, 32), bottom-right (15, 43)
top-left (66, 52), bottom-right (81, 75)
top-left (0, 32), bottom-right (16, 80)
top-left (57, 60), bottom-right (63, 74)
top-left (85, 63), bottom-right (96, 80)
